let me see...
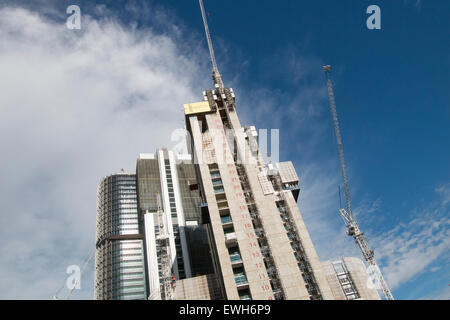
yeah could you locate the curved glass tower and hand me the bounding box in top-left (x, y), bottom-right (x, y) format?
top-left (94, 173), bottom-right (147, 300)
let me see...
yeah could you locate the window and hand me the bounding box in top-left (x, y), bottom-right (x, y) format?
top-left (210, 171), bottom-right (221, 178)
top-left (238, 289), bottom-right (252, 300)
top-left (198, 114), bottom-right (208, 133)
top-left (228, 247), bottom-right (242, 263)
top-left (221, 215), bottom-right (232, 224)
top-left (233, 267), bottom-right (248, 285)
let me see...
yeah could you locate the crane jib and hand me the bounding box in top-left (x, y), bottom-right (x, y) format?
top-left (323, 66), bottom-right (394, 300)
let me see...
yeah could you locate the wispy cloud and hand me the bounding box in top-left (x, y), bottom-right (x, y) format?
top-left (241, 43), bottom-right (450, 299)
top-left (230, 45), bottom-right (367, 263)
top-left (0, 4), bottom-right (208, 299)
top-left (371, 187), bottom-right (450, 290)
top-left (436, 183), bottom-right (450, 206)
top-left (0, 1), bottom-right (445, 301)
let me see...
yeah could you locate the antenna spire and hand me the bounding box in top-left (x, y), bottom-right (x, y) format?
top-left (199, 0), bottom-right (224, 88)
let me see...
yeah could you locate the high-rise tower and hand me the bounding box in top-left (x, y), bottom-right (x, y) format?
top-left (94, 1), bottom-right (384, 301)
top-left (179, 1), bottom-right (335, 300)
top-left (136, 150), bottom-right (217, 299)
top-left (184, 93), bottom-right (335, 300)
top-left (95, 151), bottom-right (217, 300)
top-left (95, 173), bottom-right (147, 300)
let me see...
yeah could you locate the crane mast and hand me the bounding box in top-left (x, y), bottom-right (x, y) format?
top-left (323, 65), bottom-right (394, 300)
top-left (199, 0), bottom-right (224, 89)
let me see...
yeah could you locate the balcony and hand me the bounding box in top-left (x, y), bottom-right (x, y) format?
top-left (225, 232), bottom-right (237, 246)
top-left (217, 200), bottom-right (229, 210)
top-left (282, 183), bottom-right (299, 191)
top-left (229, 253), bottom-right (243, 265)
top-left (234, 274), bottom-right (248, 288)
top-left (210, 171), bottom-right (220, 178)
top-left (219, 208), bottom-right (230, 216)
top-left (214, 186), bottom-right (225, 194)
top-left (221, 215), bottom-right (233, 227)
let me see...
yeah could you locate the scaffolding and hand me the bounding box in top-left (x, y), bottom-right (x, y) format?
top-left (276, 191), bottom-right (323, 300)
top-left (331, 260), bottom-right (360, 300)
top-left (235, 163), bottom-right (286, 300)
top-left (154, 193), bottom-right (174, 300)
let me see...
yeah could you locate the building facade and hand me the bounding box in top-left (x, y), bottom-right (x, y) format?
top-left (94, 170), bottom-right (380, 300)
top-left (95, 150), bottom-right (217, 300)
top-left (94, 1), bottom-right (383, 300)
top-left (322, 257), bottom-right (381, 300)
top-left (94, 173), bottom-right (147, 300)
top-left (183, 85), bottom-right (335, 300)
top-left (138, 150), bottom-right (193, 289)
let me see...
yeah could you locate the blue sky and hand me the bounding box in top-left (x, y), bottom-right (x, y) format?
top-left (0, 0), bottom-right (448, 300)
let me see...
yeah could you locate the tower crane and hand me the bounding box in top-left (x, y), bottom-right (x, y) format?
top-left (323, 65), bottom-right (394, 300)
top-left (199, 0), bottom-right (224, 89)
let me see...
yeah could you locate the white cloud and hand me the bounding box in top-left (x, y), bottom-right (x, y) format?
top-left (436, 183), bottom-right (450, 206)
top-left (429, 266), bottom-right (441, 272)
top-left (300, 171), bottom-right (450, 296)
top-left (0, 2), bottom-right (445, 301)
top-left (296, 164), bottom-right (363, 260)
top-left (371, 193), bottom-right (450, 290)
top-left (0, 5), bottom-right (209, 299)
top-left (215, 31), bottom-right (449, 300)
top-left (229, 45), bottom-right (368, 265)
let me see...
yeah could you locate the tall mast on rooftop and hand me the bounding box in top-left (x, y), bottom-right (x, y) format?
top-left (198, 0), bottom-right (224, 89)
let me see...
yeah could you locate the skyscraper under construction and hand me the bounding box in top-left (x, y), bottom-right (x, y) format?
top-left (179, 0), bottom-right (332, 300)
top-left (94, 0), bottom-right (381, 301)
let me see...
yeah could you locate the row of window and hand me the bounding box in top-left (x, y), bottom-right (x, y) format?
top-left (165, 158), bottom-right (186, 279)
top-left (209, 164), bottom-right (248, 299)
